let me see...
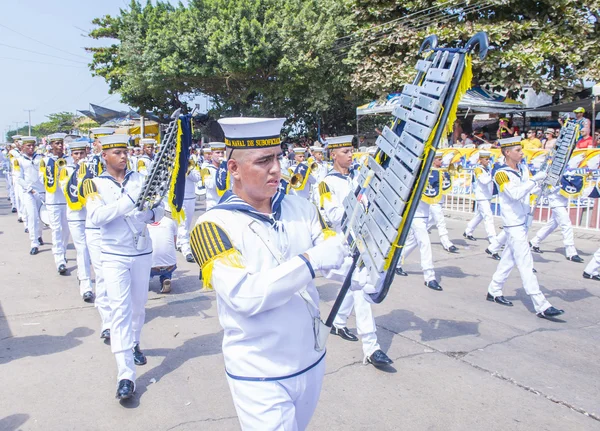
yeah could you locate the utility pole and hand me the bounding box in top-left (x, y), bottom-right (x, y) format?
top-left (13, 122), bottom-right (21, 134)
top-left (24, 109), bottom-right (34, 136)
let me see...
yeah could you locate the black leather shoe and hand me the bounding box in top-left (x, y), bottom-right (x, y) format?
top-left (463, 232), bottom-right (477, 241)
top-left (133, 344), bottom-right (147, 365)
top-left (485, 248), bottom-right (501, 260)
top-left (11, 208), bottom-right (16, 213)
top-left (486, 292), bottom-right (513, 306)
top-left (38, 237), bottom-right (44, 246)
top-left (58, 264), bottom-right (67, 275)
top-left (18, 217), bottom-right (23, 223)
top-left (425, 280), bottom-right (442, 291)
top-left (24, 228), bottom-right (28, 233)
top-left (83, 291), bottom-right (94, 303)
top-left (395, 267), bottom-right (408, 276)
top-left (567, 255), bottom-right (584, 263)
top-left (367, 349), bottom-right (393, 368)
top-left (445, 245), bottom-right (458, 253)
top-left (532, 268), bottom-right (537, 273)
top-left (115, 379), bottom-right (135, 400)
top-left (100, 328), bottom-right (110, 340)
top-left (529, 242), bottom-right (543, 253)
top-left (30, 247), bottom-right (39, 255)
top-left (537, 306), bottom-right (565, 319)
top-left (330, 326), bottom-right (358, 342)
top-left (583, 272), bottom-right (600, 281)
top-left (186, 253), bottom-right (195, 263)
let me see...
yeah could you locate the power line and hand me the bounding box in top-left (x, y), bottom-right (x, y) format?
top-left (0, 56), bottom-right (88, 68)
top-left (0, 23), bottom-right (90, 60)
top-left (0, 43), bottom-right (88, 64)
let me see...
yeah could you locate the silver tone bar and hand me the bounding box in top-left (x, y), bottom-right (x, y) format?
top-left (426, 67), bottom-right (453, 83)
top-left (404, 119), bottom-right (433, 142)
top-left (420, 81), bottom-right (447, 98)
top-left (375, 135), bottom-right (395, 158)
top-left (410, 107), bottom-right (438, 128)
top-left (396, 145), bottom-right (421, 172)
top-left (382, 169), bottom-right (411, 202)
top-left (400, 94), bottom-right (414, 109)
top-left (362, 215), bottom-right (392, 260)
top-left (382, 126), bottom-right (401, 148)
top-left (379, 179), bottom-right (406, 211)
top-left (367, 157), bottom-right (385, 178)
top-left (403, 84), bottom-right (420, 97)
top-left (371, 204), bottom-right (399, 243)
top-left (392, 105), bottom-right (411, 122)
top-left (415, 59), bottom-right (432, 73)
top-left (399, 130), bottom-right (425, 157)
top-left (415, 94), bottom-right (442, 116)
top-left (374, 192), bottom-right (404, 228)
top-left (388, 157), bottom-right (415, 189)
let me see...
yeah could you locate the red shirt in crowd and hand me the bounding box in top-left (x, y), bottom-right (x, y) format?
top-left (576, 136), bottom-right (595, 149)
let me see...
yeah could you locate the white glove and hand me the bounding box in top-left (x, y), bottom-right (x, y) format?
top-left (305, 235), bottom-right (347, 271)
top-left (362, 272), bottom-right (387, 303)
top-left (531, 171), bottom-right (547, 182)
top-left (151, 204), bottom-right (165, 222)
top-left (350, 266), bottom-right (369, 291)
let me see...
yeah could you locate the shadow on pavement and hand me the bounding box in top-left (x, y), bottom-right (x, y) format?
top-left (436, 265), bottom-right (474, 280)
top-left (0, 414), bottom-right (29, 431)
top-left (0, 326), bottom-right (94, 365)
top-left (509, 287), bottom-right (596, 314)
top-left (145, 294), bottom-right (213, 323)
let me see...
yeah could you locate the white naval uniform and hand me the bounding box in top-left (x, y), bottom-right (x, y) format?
top-left (136, 154), bottom-right (154, 176)
top-left (202, 163), bottom-right (220, 210)
top-left (11, 150), bottom-right (27, 223)
top-left (87, 170), bottom-right (163, 383)
top-left (176, 166), bottom-right (201, 255)
top-left (194, 193), bottom-right (337, 431)
top-left (291, 162), bottom-right (317, 201)
top-left (1, 151), bottom-right (15, 209)
top-left (310, 161), bottom-right (328, 207)
top-left (398, 201), bottom-right (436, 282)
top-left (62, 163), bottom-right (92, 296)
top-left (16, 153), bottom-right (45, 248)
top-left (530, 185), bottom-right (578, 258)
top-left (465, 163), bottom-right (497, 241)
top-left (487, 165), bottom-right (552, 313)
top-left (322, 171), bottom-right (380, 358)
top-left (584, 247), bottom-right (600, 276)
top-left (44, 156), bottom-right (70, 269)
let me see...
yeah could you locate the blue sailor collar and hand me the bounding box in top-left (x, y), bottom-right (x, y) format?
top-left (98, 169), bottom-right (135, 187)
top-left (497, 163), bottom-right (525, 178)
top-left (326, 167), bottom-right (355, 180)
top-left (214, 189), bottom-right (286, 228)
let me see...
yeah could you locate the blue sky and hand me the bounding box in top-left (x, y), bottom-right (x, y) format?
top-left (1, 0), bottom-right (198, 140)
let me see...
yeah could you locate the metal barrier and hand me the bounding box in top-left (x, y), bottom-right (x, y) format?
top-left (443, 169), bottom-right (600, 231)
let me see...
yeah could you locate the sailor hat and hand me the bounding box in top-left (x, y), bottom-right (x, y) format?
top-left (293, 147), bottom-right (306, 154)
top-left (99, 134), bottom-right (129, 150)
top-left (90, 127), bottom-right (116, 138)
top-left (140, 138), bottom-right (157, 147)
top-left (21, 136), bottom-right (37, 144)
top-left (310, 146), bottom-right (323, 153)
top-left (202, 147), bottom-right (211, 154)
top-left (68, 138), bottom-right (89, 151)
top-left (479, 150), bottom-right (491, 158)
top-left (48, 133), bottom-right (67, 142)
top-left (498, 136), bottom-right (522, 148)
top-left (11, 134), bottom-right (22, 141)
top-left (209, 142), bottom-right (226, 151)
top-left (218, 117), bottom-right (286, 149)
top-left (325, 135), bottom-right (354, 150)
top-left (434, 150), bottom-right (444, 158)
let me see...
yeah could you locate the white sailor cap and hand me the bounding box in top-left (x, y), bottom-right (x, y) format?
top-left (140, 138), bottom-right (157, 147)
top-left (434, 150), bottom-right (444, 158)
top-left (11, 134), bottom-right (22, 141)
top-left (68, 138), bottom-right (89, 151)
top-left (310, 146), bottom-right (323, 153)
top-left (293, 147), bottom-right (306, 154)
top-left (325, 135), bottom-right (354, 150)
top-left (218, 117), bottom-right (286, 149)
top-left (21, 136), bottom-right (37, 144)
top-left (209, 142), bottom-right (226, 151)
top-left (48, 133), bottom-right (68, 142)
top-left (99, 134), bottom-right (129, 150)
top-left (90, 127), bottom-right (116, 138)
top-left (498, 136), bottom-right (522, 148)
top-left (202, 147), bottom-right (211, 154)
top-left (479, 150), bottom-right (491, 158)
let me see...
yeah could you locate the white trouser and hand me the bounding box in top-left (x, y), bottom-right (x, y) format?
top-left (398, 217), bottom-right (436, 282)
top-left (68, 220), bottom-right (92, 295)
top-left (428, 203), bottom-right (453, 248)
top-left (47, 203), bottom-right (69, 268)
top-left (488, 225), bottom-right (551, 313)
top-left (103, 252), bottom-right (151, 382)
top-left (22, 191), bottom-right (44, 248)
top-left (584, 247), bottom-right (600, 276)
top-left (5, 171), bottom-right (15, 207)
top-left (488, 230), bottom-right (507, 254)
top-left (14, 182), bottom-right (26, 223)
top-left (465, 200), bottom-right (496, 241)
top-left (227, 357), bottom-right (325, 431)
top-left (333, 290), bottom-right (380, 357)
top-left (177, 197), bottom-right (196, 255)
top-left (87, 228), bottom-right (112, 331)
top-left (530, 206), bottom-right (577, 257)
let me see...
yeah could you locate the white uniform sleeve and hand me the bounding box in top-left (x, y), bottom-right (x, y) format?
top-left (87, 185), bottom-right (137, 226)
top-left (322, 184), bottom-right (346, 231)
top-left (187, 168), bottom-right (202, 183)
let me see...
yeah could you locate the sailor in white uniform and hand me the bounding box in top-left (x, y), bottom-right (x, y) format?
top-left (290, 148), bottom-right (318, 201)
top-left (190, 118), bottom-right (360, 430)
top-left (320, 135), bottom-right (393, 368)
top-left (11, 136), bottom-right (27, 224)
top-left (201, 142), bottom-right (226, 211)
top-left (176, 158), bottom-right (202, 262)
top-left (1, 145), bottom-right (16, 213)
top-left (43, 133), bottom-right (70, 274)
top-left (15, 136), bottom-right (45, 254)
top-left (486, 137), bottom-right (564, 319)
top-left (427, 154), bottom-right (458, 253)
top-left (136, 138), bottom-right (155, 176)
top-left (464, 150), bottom-right (497, 242)
top-left (529, 172), bottom-right (585, 262)
top-left (85, 134), bottom-right (164, 401)
top-left (310, 146), bottom-right (328, 206)
top-left (62, 138), bottom-right (94, 302)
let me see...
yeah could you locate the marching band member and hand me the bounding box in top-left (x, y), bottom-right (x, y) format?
top-left (486, 137), bottom-right (564, 319)
top-left (290, 154), bottom-right (318, 201)
top-left (583, 247), bottom-right (600, 281)
top-left (11, 136), bottom-right (27, 224)
top-left (290, 146), bottom-right (306, 168)
top-left (463, 150), bottom-right (497, 242)
top-left (16, 136), bottom-right (45, 255)
top-left (85, 134), bottom-right (164, 401)
top-left (43, 133), bottom-right (70, 275)
top-left (1, 145), bottom-right (16, 213)
top-left (427, 153), bottom-right (458, 253)
top-left (320, 135), bottom-right (393, 368)
top-left (137, 138), bottom-right (156, 175)
top-left (201, 142), bottom-right (226, 211)
top-left (176, 158), bottom-right (202, 263)
top-left (62, 138), bottom-right (94, 302)
top-left (395, 156), bottom-right (443, 291)
top-left (128, 144), bottom-right (138, 172)
top-left (190, 117), bottom-right (353, 430)
top-left (310, 146), bottom-right (328, 206)
top-left (529, 172), bottom-right (585, 262)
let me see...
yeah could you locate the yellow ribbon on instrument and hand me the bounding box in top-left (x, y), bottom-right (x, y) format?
top-left (167, 119), bottom-right (186, 224)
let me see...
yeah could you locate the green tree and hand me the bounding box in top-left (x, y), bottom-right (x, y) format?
top-left (343, 0), bottom-right (600, 102)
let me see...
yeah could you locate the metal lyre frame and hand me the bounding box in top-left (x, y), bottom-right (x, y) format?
top-left (325, 32), bottom-right (489, 327)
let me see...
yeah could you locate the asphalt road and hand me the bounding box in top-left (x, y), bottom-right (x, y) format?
top-left (1, 183), bottom-right (599, 431)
